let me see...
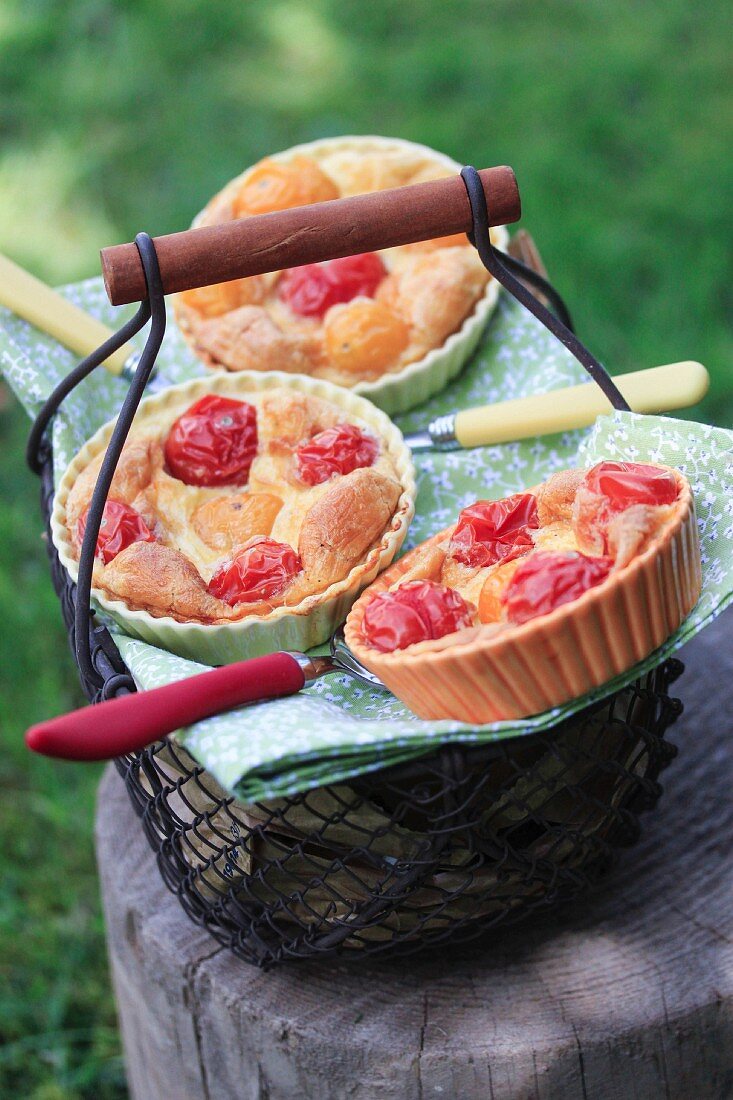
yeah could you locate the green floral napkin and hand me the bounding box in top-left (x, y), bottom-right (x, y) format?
top-left (2, 280), bottom-right (731, 801)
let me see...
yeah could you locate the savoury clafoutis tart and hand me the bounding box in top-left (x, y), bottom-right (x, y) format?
top-left (53, 373), bottom-right (415, 663)
top-left (172, 136), bottom-right (507, 414)
top-left (345, 462), bottom-right (702, 722)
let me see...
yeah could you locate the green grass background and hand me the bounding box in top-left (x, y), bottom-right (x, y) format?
top-left (0, 2), bottom-right (730, 1095)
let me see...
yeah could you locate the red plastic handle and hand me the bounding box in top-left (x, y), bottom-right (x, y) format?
top-left (25, 651), bottom-right (306, 761)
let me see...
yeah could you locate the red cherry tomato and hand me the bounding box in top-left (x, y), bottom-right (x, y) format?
top-left (361, 579), bottom-right (474, 652)
top-left (294, 423), bottom-right (379, 485)
top-left (77, 500), bottom-right (156, 565)
top-left (502, 551), bottom-right (613, 625)
top-left (450, 493), bottom-right (539, 568)
top-left (164, 395), bottom-right (258, 487)
top-left (278, 252), bottom-right (387, 318)
top-left (584, 461), bottom-right (678, 511)
top-left (208, 537), bottom-right (302, 606)
top-left (326, 253), bottom-right (386, 299)
top-left (277, 263), bottom-right (333, 317)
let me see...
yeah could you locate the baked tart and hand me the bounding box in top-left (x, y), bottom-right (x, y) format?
top-left (345, 462), bottom-right (702, 722)
top-left (52, 372), bottom-right (415, 663)
top-left (172, 136), bottom-right (508, 414)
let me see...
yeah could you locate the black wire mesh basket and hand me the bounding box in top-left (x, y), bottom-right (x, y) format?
top-left (40, 457), bottom-right (683, 964)
top-left (30, 164), bottom-right (685, 967)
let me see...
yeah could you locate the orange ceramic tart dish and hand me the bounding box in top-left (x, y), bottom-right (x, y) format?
top-left (344, 462), bottom-right (702, 723)
top-left (60, 385), bottom-right (412, 630)
top-left (172, 137), bottom-right (504, 391)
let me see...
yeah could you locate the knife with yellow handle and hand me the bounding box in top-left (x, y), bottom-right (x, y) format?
top-left (404, 361), bottom-right (709, 450)
top-left (0, 253), bottom-right (139, 379)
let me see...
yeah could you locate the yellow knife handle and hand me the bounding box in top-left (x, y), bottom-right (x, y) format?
top-left (454, 361), bottom-right (710, 448)
top-left (0, 254), bottom-right (133, 376)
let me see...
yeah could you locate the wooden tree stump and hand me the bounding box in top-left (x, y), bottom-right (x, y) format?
top-left (96, 609), bottom-right (733, 1100)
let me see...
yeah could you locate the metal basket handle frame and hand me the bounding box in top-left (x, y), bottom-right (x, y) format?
top-left (27, 168), bottom-right (628, 687)
top-left (27, 234), bottom-right (167, 685)
top-left (460, 166), bottom-right (629, 411)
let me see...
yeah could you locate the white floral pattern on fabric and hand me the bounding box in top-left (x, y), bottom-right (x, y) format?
top-left (2, 281), bottom-right (731, 801)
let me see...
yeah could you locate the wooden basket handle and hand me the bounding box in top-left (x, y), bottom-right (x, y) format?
top-left (100, 165), bottom-right (520, 305)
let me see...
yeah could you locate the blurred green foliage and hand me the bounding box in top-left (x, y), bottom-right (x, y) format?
top-left (1, 0), bottom-right (730, 419)
top-left (0, 2), bottom-right (730, 1095)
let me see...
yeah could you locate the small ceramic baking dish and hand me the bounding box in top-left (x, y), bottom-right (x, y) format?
top-left (344, 470), bottom-right (701, 723)
top-left (173, 135), bottom-right (508, 415)
top-left (52, 370), bottom-right (416, 664)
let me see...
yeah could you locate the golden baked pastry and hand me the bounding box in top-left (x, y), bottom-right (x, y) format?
top-left (62, 386), bottom-right (410, 627)
top-left (173, 137), bottom-right (501, 389)
top-left (345, 462), bottom-right (702, 722)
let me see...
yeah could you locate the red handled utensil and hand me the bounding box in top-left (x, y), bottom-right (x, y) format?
top-left (25, 630), bottom-right (381, 762)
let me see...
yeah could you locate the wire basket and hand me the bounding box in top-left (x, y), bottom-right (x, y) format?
top-left (31, 166), bottom-right (685, 966)
top-left (39, 452), bottom-right (683, 966)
